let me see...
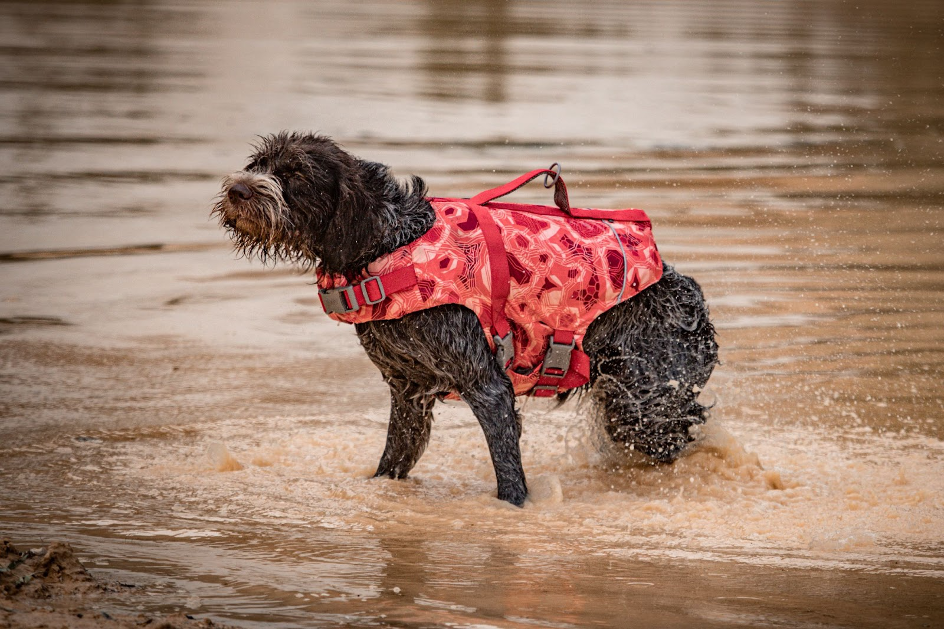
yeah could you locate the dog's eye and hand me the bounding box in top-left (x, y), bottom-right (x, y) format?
top-left (277, 169), bottom-right (305, 182)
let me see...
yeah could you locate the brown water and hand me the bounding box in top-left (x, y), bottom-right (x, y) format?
top-left (0, 0), bottom-right (942, 627)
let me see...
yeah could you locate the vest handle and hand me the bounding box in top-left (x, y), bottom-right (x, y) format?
top-left (469, 164), bottom-right (571, 214)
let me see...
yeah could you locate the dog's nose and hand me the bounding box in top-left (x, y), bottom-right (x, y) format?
top-left (227, 182), bottom-right (253, 202)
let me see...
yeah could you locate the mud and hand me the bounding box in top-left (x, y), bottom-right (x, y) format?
top-left (0, 540), bottom-right (235, 628)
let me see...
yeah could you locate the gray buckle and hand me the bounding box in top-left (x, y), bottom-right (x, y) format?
top-left (493, 331), bottom-right (514, 370)
top-left (532, 385), bottom-right (560, 397)
top-left (540, 335), bottom-right (575, 378)
top-left (319, 285), bottom-right (357, 314)
top-left (360, 276), bottom-right (386, 305)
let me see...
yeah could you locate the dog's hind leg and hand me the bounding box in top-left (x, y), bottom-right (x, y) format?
top-left (583, 265), bottom-right (719, 463)
top-left (374, 379), bottom-right (435, 480)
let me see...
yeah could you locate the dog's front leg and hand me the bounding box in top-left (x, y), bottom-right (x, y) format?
top-left (462, 377), bottom-right (527, 507)
top-left (374, 380), bottom-right (435, 480)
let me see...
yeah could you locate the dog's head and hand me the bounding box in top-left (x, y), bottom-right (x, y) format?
top-left (213, 132), bottom-right (368, 269)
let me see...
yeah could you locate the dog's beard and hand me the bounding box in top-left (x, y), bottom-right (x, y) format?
top-left (212, 171), bottom-right (316, 267)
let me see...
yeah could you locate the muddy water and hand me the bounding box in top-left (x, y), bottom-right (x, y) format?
top-left (0, 0), bottom-right (942, 627)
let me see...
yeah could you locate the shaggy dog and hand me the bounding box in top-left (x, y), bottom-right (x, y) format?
top-left (213, 132), bottom-right (718, 506)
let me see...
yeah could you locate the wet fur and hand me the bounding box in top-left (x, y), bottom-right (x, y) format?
top-left (213, 132), bottom-right (719, 506)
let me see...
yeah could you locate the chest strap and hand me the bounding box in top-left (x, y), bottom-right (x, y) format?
top-left (318, 266), bottom-right (418, 315)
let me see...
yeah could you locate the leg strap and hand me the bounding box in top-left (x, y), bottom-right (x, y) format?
top-left (531, 330), bottom-right (591, 397)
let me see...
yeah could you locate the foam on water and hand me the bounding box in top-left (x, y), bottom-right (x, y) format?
top-left (48, 399), bottom-right (937, 579)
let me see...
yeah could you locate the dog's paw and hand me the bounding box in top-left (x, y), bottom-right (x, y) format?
top-left (497, 483), bottom-right (528, 508)
top-left (373, 468), bottom-right (407, 481)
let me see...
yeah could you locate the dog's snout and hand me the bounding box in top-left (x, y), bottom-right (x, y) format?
top-left (227, 182), bottom-right (253, 202)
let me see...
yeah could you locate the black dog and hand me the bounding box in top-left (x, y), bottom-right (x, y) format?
top-left (213, 132), bottom-right (718, 506)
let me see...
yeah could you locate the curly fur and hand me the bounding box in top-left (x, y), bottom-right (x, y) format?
top-left (213, 132), bottom-right (719, 506)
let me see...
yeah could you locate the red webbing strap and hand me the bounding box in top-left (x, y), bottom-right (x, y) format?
top-left (481, 201), bottom-right (651, 223)
top-left (318, 265), bottom-right (418, 313)
top-left (427, 198), bottom-right (651, 224)
top-left (466, 204), bottom-right (511, 340)
top-left (469, 168), bottom-right (571, 214)
top-left (359, 266), bottom-right (418, 304)
top-left (558, 349), bottom-right (590, 390)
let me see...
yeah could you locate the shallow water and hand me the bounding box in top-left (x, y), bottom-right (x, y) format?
top-left (0, 0), bottom-right (942, 627)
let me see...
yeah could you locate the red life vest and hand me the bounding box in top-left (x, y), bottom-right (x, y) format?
top-left (316, 167), bottom-right (662, 397)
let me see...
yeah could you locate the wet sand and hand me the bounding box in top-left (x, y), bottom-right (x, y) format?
top-left (0, 0), bottom-right (942, 627)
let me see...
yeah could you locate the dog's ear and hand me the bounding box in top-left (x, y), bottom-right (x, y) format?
top-left (314, 162), bottom-right (386, 276)
top-left (336, 177), bottom-right (356, 214)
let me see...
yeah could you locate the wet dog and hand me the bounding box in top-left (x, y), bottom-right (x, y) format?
top-left (213, 132), bottom-right (718, 506)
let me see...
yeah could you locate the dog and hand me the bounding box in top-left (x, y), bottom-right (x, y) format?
top-left (213, 132), bottom-right (718, 506)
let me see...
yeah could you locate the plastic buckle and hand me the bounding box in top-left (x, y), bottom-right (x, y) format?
top-left (540, 335), bottom-right (576, 378)
top-left (532, 385), bottom-right (559, 398)
top-left (493, 331), bottom-right (515, 370)
top-left (319, 285), bottom-right (358, 314)
top-left (360, 276), bottom-right (386, 305)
